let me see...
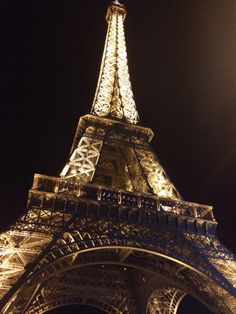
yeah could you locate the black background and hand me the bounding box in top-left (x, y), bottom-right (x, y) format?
top-left (1, 0), bottom-right (236, 313)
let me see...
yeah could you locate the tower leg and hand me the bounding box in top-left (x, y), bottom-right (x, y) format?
top-left (147, 288), bottom-right (186, 314)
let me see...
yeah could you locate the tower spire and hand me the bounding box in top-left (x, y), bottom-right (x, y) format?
top-left (0, 3), bottom-right (235, 314)
top-left (91, 1), bottom-right (140, 124)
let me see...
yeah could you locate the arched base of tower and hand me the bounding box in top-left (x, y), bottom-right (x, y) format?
top-left (11, 265), bottom-right (187, 314)
top-left (4, 245), bottom-right (234, 314)
top-left (25, 266), bottom-right (138, 314)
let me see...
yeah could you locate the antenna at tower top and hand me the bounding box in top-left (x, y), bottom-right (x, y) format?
top-left (113, 0), bottom-right (122, 5)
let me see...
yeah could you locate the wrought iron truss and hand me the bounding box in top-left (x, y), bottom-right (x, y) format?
top-left (61, 114), bottom-right (181, 199)
top-left (0, 173), bottom-right (235, 313)
top-left (91, 2), bottom-right (139, 124)
top-left (148, 289), bottom-right (186, 314)
top-left (0, 1), bottom-right (235, 314)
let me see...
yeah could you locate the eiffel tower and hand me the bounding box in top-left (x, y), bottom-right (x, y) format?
top-left (0, 1), bottom-right (235, 313)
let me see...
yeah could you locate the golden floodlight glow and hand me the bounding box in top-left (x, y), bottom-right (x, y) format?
top-left (91, 3), bottom-right (139, 124)
top-left (0, 2), bottom-right (235, 314)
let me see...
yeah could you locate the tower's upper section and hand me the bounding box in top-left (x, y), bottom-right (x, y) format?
top-left (91, 1), bottom-right (140, 124)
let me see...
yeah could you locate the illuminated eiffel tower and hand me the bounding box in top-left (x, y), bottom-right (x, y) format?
top-left (0, 1), bottom-right (235, 313)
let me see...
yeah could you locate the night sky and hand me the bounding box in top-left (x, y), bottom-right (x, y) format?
top-left (1, 0), bottom-right (236, 313)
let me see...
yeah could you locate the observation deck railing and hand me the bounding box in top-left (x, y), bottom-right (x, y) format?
top-left (32, 174), bottom-right (215, 221)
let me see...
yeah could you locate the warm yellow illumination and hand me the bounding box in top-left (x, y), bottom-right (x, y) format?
top-left (91, 3), bottom-right (139, 124)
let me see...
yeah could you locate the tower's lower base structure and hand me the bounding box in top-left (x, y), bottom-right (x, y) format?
top-left (0, 175), bottom-right (235, 314)
top-left (2, 1), bottom-right (236, 312)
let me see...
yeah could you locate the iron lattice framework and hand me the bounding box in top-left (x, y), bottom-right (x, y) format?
top-left (0, 1), bottom-right (236, 314)
top-left (91, 3), bottom-right (139, 124)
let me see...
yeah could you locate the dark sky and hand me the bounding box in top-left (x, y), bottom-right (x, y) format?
top-left (1, 0), bottom-right (236, 313)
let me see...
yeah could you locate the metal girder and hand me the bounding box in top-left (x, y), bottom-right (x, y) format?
top-left (135, 148), bottom-right (180, 199)
top-left (0, 230), bottom-right (52, 300)
top-left (24, 267), bottom-right (138, 314)
top-left (148, 288), bottom-right (186, 314)
top-left (1, 224), bottom-right (235, 314)
top-left (0, 1), bottom-right (235, 314)
top-left (61, 127), bottom-right (104, 182)
top-left (118, 249), bottom-right (133, 263)
top-left (91, 3), bottom-right (139, 124)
